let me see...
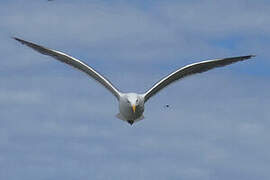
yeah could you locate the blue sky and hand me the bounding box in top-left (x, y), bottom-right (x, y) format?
top-left (0, 0), bottom-right (269, 179)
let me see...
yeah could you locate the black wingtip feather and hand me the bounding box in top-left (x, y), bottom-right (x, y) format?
top-left (237, 54), bottom-right (256, 61)
top-left (13, 37), bottom-right (25, 44)
top-left (246, 54), bottom-right (256, 59)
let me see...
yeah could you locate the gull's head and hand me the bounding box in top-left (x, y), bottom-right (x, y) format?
top-left (118, 93), bottom-right (145, 125)
top-left (125, 93), bottom-right (143, 113)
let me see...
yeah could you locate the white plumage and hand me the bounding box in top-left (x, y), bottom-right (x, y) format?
top-left (14, 37), bottom-right (255, 125)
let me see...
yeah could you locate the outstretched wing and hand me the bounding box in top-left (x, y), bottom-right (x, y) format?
top-left (14, 37), bottom-right (121, 100)
top-left (144, 55), bottom-right (255, 102)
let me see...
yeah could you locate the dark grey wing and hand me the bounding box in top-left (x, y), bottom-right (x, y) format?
top-left (144, 55), bottom-right (255, 102)
top-left (14, 37), bottom-right (121, 100)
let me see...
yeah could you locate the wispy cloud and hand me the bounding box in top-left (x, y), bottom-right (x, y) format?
top-left (0, 0), bottom-right (269, 180)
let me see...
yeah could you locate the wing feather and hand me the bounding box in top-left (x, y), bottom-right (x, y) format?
top-left (144, 55), bottom-right (255, 102)
top-left (14, 37), bottom-right (121, 99)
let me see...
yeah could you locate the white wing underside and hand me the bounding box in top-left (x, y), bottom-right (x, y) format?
top-left (14, 37), bottom-right (121, 100)
top-left (14, 37), bottom-right (254, 104)
top-left (143, 55), bottom-right (255, 102)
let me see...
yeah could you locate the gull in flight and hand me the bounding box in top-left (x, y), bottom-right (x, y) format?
top-left (14, 37), bottom-right (255, 125)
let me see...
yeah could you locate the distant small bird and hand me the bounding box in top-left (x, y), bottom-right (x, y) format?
top-left (14, 37), bottom-right (255, 125)
top-left (165, 104), bottom-right (170, 108)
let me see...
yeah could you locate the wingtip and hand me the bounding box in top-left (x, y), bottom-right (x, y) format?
top-left (12, 36), bottom-right (18, 40)
top-left (12, 37), bottom-right (29, 46)
top-left (12, 36), bottom-right (23, 43)
top-left (243, 54), bottom-right (256, 60)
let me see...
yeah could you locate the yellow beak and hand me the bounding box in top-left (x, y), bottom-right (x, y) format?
top-left (132, 105), bottom-right (136, 113)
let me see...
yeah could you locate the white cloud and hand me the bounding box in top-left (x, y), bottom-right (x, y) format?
top-left (0, 90), bottom-right (44, 105)
top-left (0, 0), bottom-right (269, 180)
top-left (2, 0), bottom-right (269, 68)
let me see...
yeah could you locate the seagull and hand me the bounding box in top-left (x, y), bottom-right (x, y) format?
top-left (14, 37), bottom-right (255, 125)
